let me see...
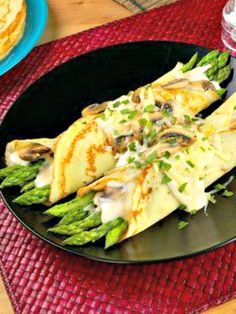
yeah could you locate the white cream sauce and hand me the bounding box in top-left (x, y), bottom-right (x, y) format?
top-left (94, 181), bottom-right (135, 223)
top-left (34, 157), bottom-right (53, 188)
top-left (9, 152), bottom-right (30, 166)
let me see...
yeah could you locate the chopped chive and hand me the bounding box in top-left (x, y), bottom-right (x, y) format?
top-left (178, 182), bottom-right (188, 193)
top-left (186, 160), bottom-right (195, 168)
top-left (162, 110), bottom-right (171, 118)
top-left (113, 101), bottom-right (121, 108)
top-left (134, 161), bottom-right (142, 169)
top-left (122, 99), bottom-right (129, 105)
top-left (184, 114), bottom-right (192, 123)
top-left (209, 195), bottom-right (216, 204)
top-left (190, 209), bottom-right (197, 215)
top-left (119, 119), bottom-right (127, 124)
top-left (175, 155), bottom-right (180, 160)
top-left (214, 183), bottom-right (226, 191)
top-left (146, 151), bottom-right (157, 164)
top-left (139, 118), bottom-right (147, 126)
top-left (161, 174), bottom-right (172, 184)
top-left (100, 113), bottom-right (106, 120)
top-left (120, 108), bottom-right (130, 114)
top-left (128, 142), bottom-right (136, 152)
top-left (158, 160), bottom-right (171, 171)
top-left (163, 151), bottom-right (171, 159)
top-left (128, 156), bottom-right (135, 163)
top-left (200, 146), bottom-right (206, 152)
top-left (144, 104), bottom-right (155, 112)
top-left (146, 120), bottom-right (153, 129)
top-left (178, 204), bottom-right (187, 210)
top-left (128, 110), bottom-right (138, 120)
top-left (150, 128), bottom-right (157, 139)
top-left (178, 221), bottom-right (189, 230)
top-left (221, 190), bottom-right (234, 197)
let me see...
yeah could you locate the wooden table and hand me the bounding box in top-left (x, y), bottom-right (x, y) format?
top-left (0, 1), bottom-right (235, 313)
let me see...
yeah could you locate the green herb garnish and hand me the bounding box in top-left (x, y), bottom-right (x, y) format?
top-left (119, 119), bottom-right (127, 124)
top-left (178, 182), bottom-right (188, 193)
top-left (178, 221), bottom-right (189, 230)
top-left (221, 190), bottom-right (234, 197)
top-left (144, 104), bottom-right (155, 112)
top-left (186, 160), bottom-right (195, 168)
top-left (122, 99), bottom-right (129, 105)
top-left (128, 110), bottom-right (138, 120)
top-left (139, 118), bottom-right (147, 127)
top-left (214, 183), bottom-right (225, 191)
top-left (158, 160), bottom-right (171, 171)
top-left (128, 156), bottom-right (135, 163)
top-left (113, 101), bottom-right (121, 108)
top-left (121, 108), bottom-right (130, 114)
top-left (146, 151), bottom-right (157, 164)
top-left (190, 209), bottom-right (197, 215)
top-left (163, 151), bottom-right (171, 159)
top-left (134, 161), bottom-right (142, 169)
top-left (128, 142), bottom-right (136, 152)
top-left (161, 174), bottom-right (172, 184)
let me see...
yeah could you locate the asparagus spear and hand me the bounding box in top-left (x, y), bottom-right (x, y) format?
top-left (63, 217), bottom-right (123, 246)
top-left (0, 165), bottom-right (23, 178)
top-left (0, 160), bottom-right (43, 189)
top-left (217, 50), bottom-right (230, 68)
top-left (105, 219), bottom-right (128, 249)
top-left (197, 50), bottom-right (220, 67)
top-left (57, 207), bottom-right (88, 226)
top-left (13, 185), bottom-right (50, 205)
top-left (214, 65), bottom-right (231, 83)
top-left (20, 181), bottom-right (35, 193)
top-left (182, 53), bottom-right (198, 73)
top-left (205, 64), bottom-right (218, 81)
top-left (48, 211), bottom-right (102, 235)
top-left (44, 192), bottom-right (95, 217)
top-left (216, 88), bottom-right (227, 97)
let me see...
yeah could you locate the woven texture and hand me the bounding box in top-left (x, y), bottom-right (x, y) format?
top-left (116, 0), bottom-right (178, 13)
top-left (0, 0), bottom-right (235, 313)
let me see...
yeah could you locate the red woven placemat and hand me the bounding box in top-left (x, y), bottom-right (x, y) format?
top-left (0, 0), bottom-right (235, 313)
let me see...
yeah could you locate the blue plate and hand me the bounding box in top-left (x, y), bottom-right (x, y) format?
top-left (0, 0), bottom-right (48, 76)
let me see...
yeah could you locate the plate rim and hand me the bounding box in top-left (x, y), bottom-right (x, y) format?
top-left (0, 40), bottom-right (235, 264)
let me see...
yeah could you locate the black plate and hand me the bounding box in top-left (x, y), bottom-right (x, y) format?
top-left (0, 41), bottom-right (236, 264)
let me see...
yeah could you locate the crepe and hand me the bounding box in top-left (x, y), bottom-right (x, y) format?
top-left (0, 0), bottom-right (26, 60)
top-left (3, 60), bottom-right (223, 204)
top-left (77, 93), bottom-right (236, 243)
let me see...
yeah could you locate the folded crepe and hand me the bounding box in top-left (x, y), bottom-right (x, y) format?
top-left (3, 51), bottom-right (228, 204)
top-left (57, 93), bottom-right (236, 247)
top-left (0, 0), bottom-right (26, 60)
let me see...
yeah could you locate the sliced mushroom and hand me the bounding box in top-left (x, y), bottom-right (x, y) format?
top-left (113, 135), bottom-right (131, 153)
top-left (95, 186), bottom-right (125, 202)
top-left (162, 78), bottom-right (190, 90)
top-left (187, 80), bottom-right (216, 92)
top-left (132, 88), bottom-right (142, 104)
top-left (148, 112), bottom-right (163, 122)
top-left (82, 102), bottom-right (107, 117)
top-left (153, 87), bottom-right (168, 104)
top-left (18, 144), bottom-right (52, 162)
top-left (159, 127), bottom-right (195, 146)
top-left (161, 103), bottom-right (173, 114)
